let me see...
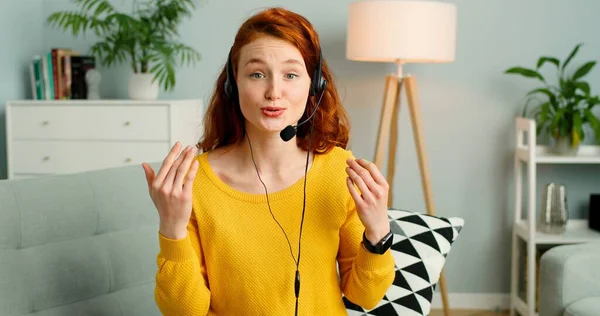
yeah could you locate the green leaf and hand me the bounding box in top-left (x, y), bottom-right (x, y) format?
top-left (561, 43), bottom-right (583, 74)
top-left (587, 95), bottom-right (600, 109)
top-left (94, 1), bottom-right (114, 16)
top-left (522, 96), bottom-right (541, 117)
top-left (527, 88), bottom-right (558, 109)
top-left (536, 122), bottom-right (544, 136)
top-left (537, 56), bottom-right (560, 69)
top-left (74, 0), bottom-right (102, 13)
top-left (504, 67), bottom-right (545, 82)
top-left (575, 82), bottom-right (591, 96)
top-left (572, 61), bottom-right (596, 81)
top-left (539, 102), bottom-right (551, 123)
top-left (536, 103), bottom-right (552, 136)
top-left (551, 108), bottom-right (567, 135)
top-left (561, 79), bottom-right (577, 100)
top-left (559, 78), bottom-right (566, 92)
top-left (573, 111), bottom-right (583, 131)
top-left (584, 108), bottom-right (600, 144)
top-left (573, 111), bottom-right (584, 145)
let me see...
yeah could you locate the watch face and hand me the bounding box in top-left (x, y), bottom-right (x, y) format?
top-left (381, 232), bottom-right (393, 252)
top-left (382, 232), bottom-right (393, 243)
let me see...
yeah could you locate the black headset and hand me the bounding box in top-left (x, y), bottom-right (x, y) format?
top-left (224, 47), bottom-right (327, 100)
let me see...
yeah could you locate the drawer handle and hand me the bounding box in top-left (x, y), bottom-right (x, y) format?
top-left (124, 121), bottom-right (131, 126)
top-left (42, 121), bottom-right (50, 126)
top-left (43, 156), bottom-right (50, 161)
top-left (125, 158), bottom-right (132, 163)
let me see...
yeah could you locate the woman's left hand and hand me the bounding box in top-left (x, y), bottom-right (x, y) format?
top-left (345, 158), bottom-right (391, 245)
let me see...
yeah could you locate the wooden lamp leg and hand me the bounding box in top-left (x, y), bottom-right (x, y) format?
top-left (373, 74), bottom-right (401, 207)
top-left (373, 74), bottom-right (450, 316)
top-left (404, 74), bottom-right (450, 316)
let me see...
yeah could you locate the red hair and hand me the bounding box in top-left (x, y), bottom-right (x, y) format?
top-left (197, 7), bottom-right (350, 154)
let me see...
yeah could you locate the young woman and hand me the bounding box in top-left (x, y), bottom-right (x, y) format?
top-left (142, 7), bottom-right (395, 316)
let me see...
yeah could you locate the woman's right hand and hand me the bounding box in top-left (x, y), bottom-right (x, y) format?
top-left (142, 141), bottom-right (199, 240)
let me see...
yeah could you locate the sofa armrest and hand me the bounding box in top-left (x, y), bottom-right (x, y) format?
top-left (539, 242), bottom-right (600, 316)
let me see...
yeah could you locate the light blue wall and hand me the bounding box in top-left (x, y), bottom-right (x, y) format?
top-left (2, 0), bottom-right (599, 297)
top-left (0, 1), bottom-right (45, 179)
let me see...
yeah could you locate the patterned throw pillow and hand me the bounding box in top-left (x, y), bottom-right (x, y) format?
top-left (344, 208), bottom-right (464, 316)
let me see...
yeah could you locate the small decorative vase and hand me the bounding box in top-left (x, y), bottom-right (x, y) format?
top-left (85, 69), bottom-right (101, 100)
top-left (128, 73), bottom-right (159, 100)
top-left (552, 136), bottom-right (579, 156)
top-left (539, 183), bottom-right (568, 234)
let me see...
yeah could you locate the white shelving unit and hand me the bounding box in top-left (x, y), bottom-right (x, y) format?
top-left (510, 117), bottom-right (600, 316)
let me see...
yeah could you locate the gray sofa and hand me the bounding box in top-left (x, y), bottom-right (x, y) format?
top-left (0, 163), bottom-right (162, 316)
top-left (539, 242), bottom-right (600, 316)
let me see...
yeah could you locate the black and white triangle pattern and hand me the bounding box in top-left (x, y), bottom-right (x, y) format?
top-left (343, 208), bottom-right (464, 316)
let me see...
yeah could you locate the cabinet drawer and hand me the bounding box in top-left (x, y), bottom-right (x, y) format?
top-left (10, 140), bottom-right (170, 174)
top-left (9, 105), bottom-right (169, 141)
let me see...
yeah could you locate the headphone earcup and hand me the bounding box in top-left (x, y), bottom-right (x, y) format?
top-left (224, 49), bottom-right (236, 101)
top-left (309, 72), bottom-right (317, 96)
top-left (224, 78), bottom-right (231, 99)
top-left (310, 75), bottom-right (326, 96)
top-left (224, 77), bottom-right (234, 99)
top-left (310, 51), bottom-right (325, 96)
top-left (319, 77), bottom-right (327, 95)
top-left (310, 77), bottom-right (326, 97)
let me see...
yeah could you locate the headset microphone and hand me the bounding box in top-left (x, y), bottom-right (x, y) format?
top-left (280, 125), bottom-right (297, 142)
top-left (279, 87), bottom-right (326, 142)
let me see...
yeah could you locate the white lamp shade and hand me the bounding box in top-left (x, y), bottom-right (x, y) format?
top-left (346, 0), bottom-right (457, 63)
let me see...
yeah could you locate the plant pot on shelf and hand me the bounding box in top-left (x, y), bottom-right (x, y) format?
top-left (551, 135), bottom-right (580, 156)
top-left (128, 73), bottom-right (159, 100)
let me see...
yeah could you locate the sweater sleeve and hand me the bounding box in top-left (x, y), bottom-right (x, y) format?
top-left (337, 199), bottom-right (395, 310)
top-left (154, 210), bottom-right (211, 315)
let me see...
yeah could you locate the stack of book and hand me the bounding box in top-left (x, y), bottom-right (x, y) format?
top-left (30, 48), bottom-right (96, 100)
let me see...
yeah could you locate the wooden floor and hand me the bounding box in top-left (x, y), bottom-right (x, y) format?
top-left (429, 309), bottom-right (508, 316)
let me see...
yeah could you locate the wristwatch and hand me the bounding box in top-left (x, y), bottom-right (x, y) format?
top-left (362, 230), bottom-right (394, 255)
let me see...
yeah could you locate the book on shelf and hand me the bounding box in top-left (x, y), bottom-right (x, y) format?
top-left (29, 48), bottom-right (96, 100)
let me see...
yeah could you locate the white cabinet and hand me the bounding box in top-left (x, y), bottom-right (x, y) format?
top-left (5, 99), bottom-right (203, 179)
top-left (510, 117), bottom-right (600, 316)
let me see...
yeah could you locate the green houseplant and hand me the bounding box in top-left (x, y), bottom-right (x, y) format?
top-left (504, 43), bottom-right (600, 155)
top-left (46, 0), bottom-right (201, 100)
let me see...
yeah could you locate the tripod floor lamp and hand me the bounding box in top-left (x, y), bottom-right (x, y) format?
top-left (346, 1), bottom-right (457, 315)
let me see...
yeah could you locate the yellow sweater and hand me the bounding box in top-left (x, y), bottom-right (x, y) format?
top-left (154, 146), bottom-right (395, 315)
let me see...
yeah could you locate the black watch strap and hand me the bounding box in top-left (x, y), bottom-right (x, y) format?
top-left (362, 230), bottom-right (394, 255)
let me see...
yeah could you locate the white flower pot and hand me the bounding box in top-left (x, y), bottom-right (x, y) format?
top-left (552, 135), bottom-right (580, 156)
top-left (128, 73), bottom-right (159, 100)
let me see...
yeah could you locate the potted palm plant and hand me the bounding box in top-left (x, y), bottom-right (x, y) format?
top-left (46, 0), bottom-right (201, 100)
top-left (504, 43), bottom-right (600, 155)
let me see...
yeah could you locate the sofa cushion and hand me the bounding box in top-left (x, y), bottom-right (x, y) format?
top-left (539, 242), bottom-right (600, 316)
top-left (21, 283), bottom-right (157, 316)
top-left (0, 164), bottom-right (162, 316)
top-left (343, 208), bottom-right (464, 316)
top-left (564, 297), bottom-right (600, 316)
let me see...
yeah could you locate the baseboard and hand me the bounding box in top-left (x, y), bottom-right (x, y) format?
top-left (431, 293), bottom-right (510, 310)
